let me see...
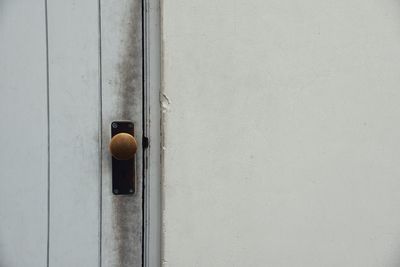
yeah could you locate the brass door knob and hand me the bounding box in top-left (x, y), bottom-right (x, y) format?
top-left (109, 133), bottom-right (137, 160)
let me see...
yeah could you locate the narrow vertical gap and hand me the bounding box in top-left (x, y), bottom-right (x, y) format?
top-left (97, 0), bottom-right (103, 266)
top-left (141, 0), bottom-right (147, 266)
top-left (44, 0), bottom-right (50, 266)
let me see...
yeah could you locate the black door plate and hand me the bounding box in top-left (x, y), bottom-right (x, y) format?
top-left (111, 121), bottom-right (135, 195)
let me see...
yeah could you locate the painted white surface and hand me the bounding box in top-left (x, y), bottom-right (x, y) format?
top-left (162, 0), bottom-right (400, 266)
top-left (47, 0), bottom-right (101, 266)
top-left (0, 1), bottom-right (144, 266)
top-left (0, 2), bottom-right (48, 266)
top-left (100, 0), bottom-right (143, 266)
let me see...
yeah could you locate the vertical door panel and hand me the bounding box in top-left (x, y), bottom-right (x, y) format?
top-left (0, 1), bottom-right (143, 266)
top-left (162, 0), bottom-right (400, 266)
top-left (0, 2), bottom-right (48, 266)
top-left (100, 0), bottom-right (143, 265)
top-left (47, 0), bottom-right (101, 266)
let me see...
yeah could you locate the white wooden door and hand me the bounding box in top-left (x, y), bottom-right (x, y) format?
top-left (0, 1), bottom-right (144, 266)
top-left (162, 0), bottom-right (400, 266)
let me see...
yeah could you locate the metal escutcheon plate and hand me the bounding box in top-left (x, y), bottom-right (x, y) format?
top-left (111, 121), bottom-right (135, 195)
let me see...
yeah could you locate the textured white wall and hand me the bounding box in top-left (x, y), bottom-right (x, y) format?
top-left (162, 1), bottom-right (400, 266)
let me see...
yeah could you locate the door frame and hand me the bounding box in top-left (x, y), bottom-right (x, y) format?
top-left (143, 0), bottom-right (161, 265)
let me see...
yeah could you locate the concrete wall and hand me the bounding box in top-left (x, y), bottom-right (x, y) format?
top-left (161, 1), bottom-right (400, 266)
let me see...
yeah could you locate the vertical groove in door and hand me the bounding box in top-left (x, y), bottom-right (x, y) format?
top-left (44, 0), bottom-right (50, 265)
top-left (141, 1), bottom-right (146, 266)
top-left (97, 0), bottom-right (103, 265)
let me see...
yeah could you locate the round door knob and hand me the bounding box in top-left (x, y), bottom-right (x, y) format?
top-left (109, 133), bottom-right (138, 160)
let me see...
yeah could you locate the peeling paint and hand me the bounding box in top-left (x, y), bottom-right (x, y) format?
top-left (161, 93), bottom-right (171, 104)
top-left (160, 93), bottom-right (171, 113)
